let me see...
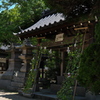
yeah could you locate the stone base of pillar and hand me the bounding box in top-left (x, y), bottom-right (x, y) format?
top-left (1, 71), bottom-right (14, 80)
top-left (1, 58), bottom-right (22, 80)
top-left (8, 81), bottom-right (24, 91)
top-left (7, 86), bottom-right (18, 92)
top-left (0, 79), bottom-right (11, 90)
top-left (8, 72), bottom-right (26, 91)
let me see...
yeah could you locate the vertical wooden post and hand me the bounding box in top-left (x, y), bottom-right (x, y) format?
top-left (61, 51), bottom-right (64, 76)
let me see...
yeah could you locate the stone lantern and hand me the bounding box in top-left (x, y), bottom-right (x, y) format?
top-left (13, 39), bottom-right (35, 90)
top-left (8, 40), bottom-right (35, 91)
top-left (1, 44), bottom-right (22, 80)
top-left (19, 39), bottom-right (35, 74)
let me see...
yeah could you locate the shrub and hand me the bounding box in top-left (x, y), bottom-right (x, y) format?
top-left (77, 43), bottom-right (100, 94)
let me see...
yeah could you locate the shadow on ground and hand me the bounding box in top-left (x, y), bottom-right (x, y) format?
top-left (0, 90), bottom-right (36, 100)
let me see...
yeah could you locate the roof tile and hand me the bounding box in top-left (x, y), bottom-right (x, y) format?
top-left (15, 13), bottom-right (65, 35)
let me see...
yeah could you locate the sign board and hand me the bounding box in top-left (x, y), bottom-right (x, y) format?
top-left (55, 33), bottom-right (64, 42)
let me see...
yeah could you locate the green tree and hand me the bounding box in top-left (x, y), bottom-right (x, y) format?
top-left (0, 0), bottom-right (46, 45)
top-left (77, 21), bottom-right (100, 94)
top-left (43, 0), bottom-right (100, 20)
top-left (0, 6), bottom-right (20, 44)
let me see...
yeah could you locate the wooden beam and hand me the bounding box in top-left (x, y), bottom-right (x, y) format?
top-left (74, 27), bottom-right (88, 31)
top-left (37, 37), bottom-right (45, 39)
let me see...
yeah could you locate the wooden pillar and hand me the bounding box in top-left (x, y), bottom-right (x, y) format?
top-left (60, 51), bottom-right (64, 76)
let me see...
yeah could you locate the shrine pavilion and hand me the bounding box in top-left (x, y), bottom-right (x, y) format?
top-left (14, 11), bottom-right (98, 100)
top-left (14, 10), bottom-right (96, 75)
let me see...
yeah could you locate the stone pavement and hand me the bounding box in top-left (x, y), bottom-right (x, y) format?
top-left (0, 90), bottom-right (38, 100)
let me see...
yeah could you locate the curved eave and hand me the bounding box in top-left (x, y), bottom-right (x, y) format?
top-left (17, 20), bottom-right (66, 40)
top-left (18, 20), bottom-right (96, 40)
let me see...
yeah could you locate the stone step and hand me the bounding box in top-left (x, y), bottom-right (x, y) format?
top-left (12, 76), bottom-right (25, 83)
top-left (34, 90), bottom-right (86, 100)
top-left (75, 96), bottom-right (86, 100)
top-left (34, 92), bottom-right (58, 100)
top-left (50, 84), bottom-right (62, 93)
top-left (7, 86), bottom-right (18, 92)
top-left (57, 76), bottom-right (65, 85)
top-left (0, 79), bottom-right (11, 89)
top-left (11, 82), bottom-right (24, 88)
top-left (74, 86), bottom-right (86, 97)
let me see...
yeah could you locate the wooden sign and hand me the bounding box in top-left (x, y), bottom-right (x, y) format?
top-left (55, 33), bottom-right (64, 42)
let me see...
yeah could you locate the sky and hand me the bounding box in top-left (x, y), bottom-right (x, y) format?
top-left (0, 1), bottom-right (15, 12)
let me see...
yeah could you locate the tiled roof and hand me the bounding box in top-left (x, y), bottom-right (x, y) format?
top-left (0, 45), bottom-right (10, 50)
top-left (14, 13), bottom-right (65, 35)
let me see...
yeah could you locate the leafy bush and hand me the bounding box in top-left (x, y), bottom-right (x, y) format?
top-left (57, 50), bottom-right (81, 100)
top-left (77, 43), bottom-right (100, 94)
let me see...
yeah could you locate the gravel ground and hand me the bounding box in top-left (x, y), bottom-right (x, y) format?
top-left (0, 90), bottom-right (38, 100)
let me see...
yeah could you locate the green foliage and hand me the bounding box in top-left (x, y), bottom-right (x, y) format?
top-left (0, 0), bottom-right (47, 44)
top-left (95, 20), bottom-right (100, 43)
top-left (23, 47), bottom-right (53, 92)
top-left (57, 77), bottom-right (74, 100)
top-left (23, 48), bottom-right (41, 93)
top-left (46, 51), bottom-right (61, 80)
top-left (43, 0), bottom-right (100, 22)
top-left (0, 6), bottom-right (20, 44)
top-left (30, 38), bottom-right (38, 46)
top-left (77, 43), bottom-right (100, 94)
top-left (77, 21), bottom-right (100, 94)
top-left (57, 32), bottom-right (84, 100)
top-left (57, 50), bottom-right (81, 100)
top-left (0, 0), bottom-right (13, 11)
top-left (23, 64), bottom-right (36, 93)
